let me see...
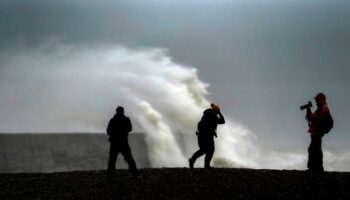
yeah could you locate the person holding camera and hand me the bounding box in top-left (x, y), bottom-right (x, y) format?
top-left (189, 103), bottom-right (225, 169)
top-left (302, 93), bottom-right (333, 171)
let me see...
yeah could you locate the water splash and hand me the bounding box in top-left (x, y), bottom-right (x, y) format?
top-left (0, 43), bottom-right (321, 169)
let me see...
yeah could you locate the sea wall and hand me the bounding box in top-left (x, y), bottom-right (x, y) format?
top-left (0, 133), bottom-right (150, 173)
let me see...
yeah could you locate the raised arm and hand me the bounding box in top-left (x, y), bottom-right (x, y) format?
top-left (216, 112), bottom-right (225, 124)
top-left (307, 104), bottom-right (330, 122)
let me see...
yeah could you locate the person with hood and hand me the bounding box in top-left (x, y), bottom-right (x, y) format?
top-left (107, 106), bottom-right (138, 178)
top-left (189, 103), bottom-right (225, 169)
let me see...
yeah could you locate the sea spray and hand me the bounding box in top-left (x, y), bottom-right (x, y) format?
top-left (135, 101), bottom-right (187, 167)
top-left (0, 43), bottom-right (305, 169)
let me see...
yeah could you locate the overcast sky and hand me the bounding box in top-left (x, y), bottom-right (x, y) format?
top-left (1, 0), bottom-right (349, 152)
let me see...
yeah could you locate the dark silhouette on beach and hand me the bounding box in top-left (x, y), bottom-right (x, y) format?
top-left (189, 103), bottom-right (225, 169)
top-left (107, 106), bottom-right (138, 178)
top-left (304, 93), bottom-right (333, 171)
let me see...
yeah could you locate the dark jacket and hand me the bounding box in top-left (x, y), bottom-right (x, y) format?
top-left (197, 109), bottom-right (225, 137)
top-left (107, 114), bottom-right (132, 142)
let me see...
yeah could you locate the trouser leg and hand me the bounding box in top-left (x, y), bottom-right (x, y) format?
top-left (107, 143), bottom-right (119, 177)
top-left (314, 135), bottom-right (323, 170)
top-left (190, 149), bottom-right (206, 162)
top-left (193, 135), bottom-right (215, 168)
top-left (204, 138), bottom-right (215, 168)
top-left (308, 134), bottom-right (323, 171)
top-left (190, 135), bottom-right (207, 164)
top-left (121, 144), bottom-right (138, 176)
top-left (307, 140), bottom-right (313, 169)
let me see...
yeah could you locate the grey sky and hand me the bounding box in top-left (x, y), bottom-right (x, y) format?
top-left (1, 0), bottom-right (349, 151)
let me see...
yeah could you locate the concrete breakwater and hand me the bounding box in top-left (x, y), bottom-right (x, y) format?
top-left (0, 133), bottom-right (150, 173)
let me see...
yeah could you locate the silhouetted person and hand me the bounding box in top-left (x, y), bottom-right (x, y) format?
top-left (189, 103), bottom-right (225, 169)
top-left (107, 106), bottom-right (138, 178)
top-left (305, 93), bottom-right (333, 171)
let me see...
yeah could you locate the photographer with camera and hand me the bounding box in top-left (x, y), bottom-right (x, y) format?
top-left (301, 93), bottom-right (333, 172)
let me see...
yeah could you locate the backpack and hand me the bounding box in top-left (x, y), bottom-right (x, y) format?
top-left (321, 114), bottom-right (334, 134)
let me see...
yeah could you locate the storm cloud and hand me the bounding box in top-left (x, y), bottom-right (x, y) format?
top-left (1, 0), bottom-right (350, 170)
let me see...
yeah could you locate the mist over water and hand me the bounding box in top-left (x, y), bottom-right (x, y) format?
top-left (1, 43), bottom-right (348, 170)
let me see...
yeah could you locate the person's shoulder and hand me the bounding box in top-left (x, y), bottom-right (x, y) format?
top-left (323, 104), bottom-right (330, 114)
top-left (124, 116), bottom-right (131, 121)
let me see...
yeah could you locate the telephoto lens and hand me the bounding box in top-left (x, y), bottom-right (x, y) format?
top-left (300, 101), bottom-right (312, 110)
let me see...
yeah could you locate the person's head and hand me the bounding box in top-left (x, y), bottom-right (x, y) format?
top-left (314, 93), bottom-right (327, 105)
top-left (211, 103), bottom-right (220, 114)
top-left (116, 106), bottom-right (124, 114)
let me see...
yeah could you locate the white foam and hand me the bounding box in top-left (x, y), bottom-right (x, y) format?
top-left (1, 43), bottom-right (349, 170)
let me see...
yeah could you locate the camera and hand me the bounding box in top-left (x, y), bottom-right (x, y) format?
top-left (300, 101), bottom-right (312, 110)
